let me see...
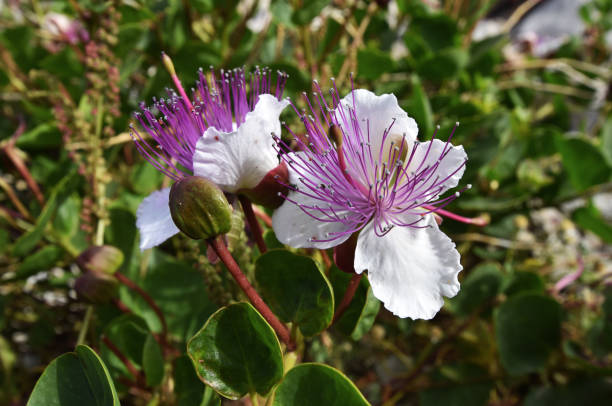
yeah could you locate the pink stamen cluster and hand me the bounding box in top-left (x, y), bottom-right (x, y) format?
top-left (274, 79), bottom-right (470, 244)
top-left (130, 67), bottom-right (288, 180)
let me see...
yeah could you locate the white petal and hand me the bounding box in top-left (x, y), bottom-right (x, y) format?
top-left (193, 94), bottom-right (289, 193)
top-left (406, 139), bottom-right (467, 196)
top-left (354, 214), bottom-right (462, 320)
top-left (340, 88), bottom-right (419, 150)
top-left (136, 188), bottom-right (180, 251)
top-left (272, 153), bottom-right (361, 249)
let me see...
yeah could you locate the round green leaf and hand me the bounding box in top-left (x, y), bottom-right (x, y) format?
top-left (329, 266), bottom-right (380, 340)
top-left (255, 249), bottom-right (334, 337)
top-left (187, 302), bottom-right (283, 399)
top-left (495, 293), bottom-right (562, 375)
top-left (272, 363), bottom-right (369, 406)
top-left (27, 344), bottom-right (119, 406)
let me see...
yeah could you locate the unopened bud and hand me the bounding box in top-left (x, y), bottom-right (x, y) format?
top-left (169, 176), bottom-right (232, 240)
top-left (75, 271), bottom-right (118, 304)
top-left (76, 245), bottom-right (124, 275)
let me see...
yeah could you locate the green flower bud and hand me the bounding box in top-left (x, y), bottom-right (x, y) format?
top-left (169, 176), bottom-right (232, 240)
top-left (76, 245), bottom-right (124, 275)
top-left (74, 271), bottom-right (118, 304)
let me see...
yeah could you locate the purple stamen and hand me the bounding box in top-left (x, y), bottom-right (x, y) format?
top-left (276, 82), bottom-right (474, 244)
top-left (131, 64), bottom-right (288, 180)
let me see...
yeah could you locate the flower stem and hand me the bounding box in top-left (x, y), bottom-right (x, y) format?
top-left (333, 273), bottom-right (363, 323)
top-left (102, 336), bottom-right (143, 384)
top-left (114, 272), bottom-right (168, 345)
top-left (208, 237), bottom-right (294, 350)
top-left (239, 195), bottom-right (267, 253)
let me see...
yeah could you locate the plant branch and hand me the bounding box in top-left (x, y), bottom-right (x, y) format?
top-left (114, 272), bottom-right (168, 345)
top-left (102, 336), bottom-right (143, 384)
top-left (208, 236), bottom-right (294, 350)
top-left (333, 273), bottom-right (363, 323)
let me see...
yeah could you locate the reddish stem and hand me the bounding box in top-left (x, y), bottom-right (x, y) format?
top-left (102, 336), bottom-right (143, 384)
top-left (208, 237), bottom-right (294, 350)
top-left (8, 150), bottom-right (45, 205)
top-left (112, 297), bottom-right (131, 313)
top-left (239, 195), bottom-right (267, 253)
top-left (333, 273), bottom-right (363, 323)
top-left (114, 272), bottom-right (168, 346)
top-left (252, 205), bottom-right (273, 228)
top-left (320, 250), bottom-right (332, 269)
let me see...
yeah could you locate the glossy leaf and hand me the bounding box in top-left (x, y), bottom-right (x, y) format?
top-left (27, 345), bottom-right (119, 406)
top-left (272, 363), bottom-right (369, 406)
top-left (187, 302), bottom-right (283, 399)
top-left (255, 249), bottom-right (334, 336)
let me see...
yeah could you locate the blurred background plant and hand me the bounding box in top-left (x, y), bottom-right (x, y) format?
top-left (0, 0), bottom-right (611, 405)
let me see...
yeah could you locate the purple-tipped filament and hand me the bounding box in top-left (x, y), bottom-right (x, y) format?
top-left (275, 79), bottom-right (479, 245)
top-left (130, 66), bottom-right (288, 180)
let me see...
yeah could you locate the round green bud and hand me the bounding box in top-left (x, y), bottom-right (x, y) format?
top-left (76, 245), bottom-right (124, 275)
top-left (169, 176), bottom-right (232, 240)
top-left (74, 271), bottom-right (118, 304)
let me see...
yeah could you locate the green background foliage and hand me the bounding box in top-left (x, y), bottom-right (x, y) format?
top-left (1, 0), bottom-right (611, 405)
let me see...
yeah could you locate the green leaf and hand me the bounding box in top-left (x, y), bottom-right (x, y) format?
top-left (291, 0), bottom-right (327, 25)
top-left (587, 288), bottom-right (612, 357)
top-left (174, 355), bottom-right (221, 406)
top-left (130, 161), bottom-right (163, 196)
top-left (187, 302), bottom-right (284, 399)
top-left (419, 363), bottom-right (492, 406)
top-left (53, 194), bottom-right (80, 237)
top-left (448, 263), bottom-right (502, 316)
top-left (416, 49), bottom-right (468, 82)
top-left (601, 117), bottom-right (612, 165)
top-left (15, 122), bottom-right (62, 149)
top-left (255, 249), bottom-right (334, 337)
top-left (555, 135), bottom-right (611, 192)
top-left (102, 314), bottom-right (149, 370)
top-left (501, 272), bottom-right (545, 297)
top-left (12, 170), bottom-right (79, 257)
top-left (524, 378), bottom-right (612, 406)
top-left (495, 293), bottom-right (562, 375)
top-left (27, 345), bottom-right (119, 406)
top-left (272, 363), bottom-right (369, 406)
top-left (120, 251), bottom-right (217, 341)
top-left (411, 13), bottom-right (459, 52)
top-left (11, 245), bottom-right (62, 281)
top-left (329, 266), bottom-right (380, 340)
top-left (408, 75), bottom-right (434, 139)
top-left (357, 47), bottom-right (395, 80)
top-left (572, 204), bottom-right (612, 243)
top-left (142, 333), bottom-right (164, 387)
